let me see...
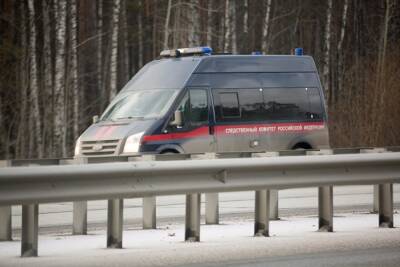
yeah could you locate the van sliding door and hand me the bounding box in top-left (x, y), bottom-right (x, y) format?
top-left (213, 88), bottom-right (265, 152)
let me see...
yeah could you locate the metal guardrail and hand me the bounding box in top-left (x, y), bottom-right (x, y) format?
top-left (0, 147), bottom-right (399, 257)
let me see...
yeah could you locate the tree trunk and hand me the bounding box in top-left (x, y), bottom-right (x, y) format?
top-left (243, 0), bottom-right (248, 34)
top-left (17, 1), bottom-right (29, 158)
top-left (374, 0), bottom-right (392, 144)
top-left (163, 0), bottom-right (172, 49)
top-left (97, 0), bottom-right (103, 110)
top-left (337, 0), bottom-right (349, 100)
top-left (54, 0), bottom-right (67, 157)
top-left (223, 0), bottom-right (230, 52)
top-left (109, 0), bottom-right (121, 101)
top-left (70, 0), bottom-right (79, 145)
top-left (120, 0), bottom-right (129, 83)
top-left (323, 0), bottom-right (332, 104)
top-left (230, 0), bottom-right (237, 53)
top-left (189, 0), bottom-right (200, 47)
top-left (27, 0), bottom-right (44, 158)
top-left (261, 0), bottom-right (272, 53)
top-left (138, 0), bottom-right (144, 67)
top-left (206, 0), bottom-right (212, 47)
top-left (42, 0), bottom-right (54, 157)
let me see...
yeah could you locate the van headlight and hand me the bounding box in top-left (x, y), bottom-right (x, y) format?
top-left (74, 137), bottom-right (81, 156)
top-left (123, 132), bottom-right (144, 153)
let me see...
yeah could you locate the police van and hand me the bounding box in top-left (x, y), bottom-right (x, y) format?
top-left (74, 47), bottom-right (329, 157)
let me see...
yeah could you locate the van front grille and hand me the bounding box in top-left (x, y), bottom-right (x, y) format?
top-left (81, 139), bottom-right (120, 156)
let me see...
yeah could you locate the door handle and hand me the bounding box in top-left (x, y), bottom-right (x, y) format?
top-left (250, 140), bottom-right (260, 148)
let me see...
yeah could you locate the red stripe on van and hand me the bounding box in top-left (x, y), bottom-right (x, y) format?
top-left (141, 121), bottom-right (325, 143)
top-left (142, 126), bottom-right (209, 142)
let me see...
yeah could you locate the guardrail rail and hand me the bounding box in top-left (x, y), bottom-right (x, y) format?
top-left (0, 147), bottom-right (399, 257)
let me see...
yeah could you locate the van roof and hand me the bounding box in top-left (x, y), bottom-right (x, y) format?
top-left (121, 55), bottom-right (318, 92)
top-left (194, 55), bottom-right (317, 73)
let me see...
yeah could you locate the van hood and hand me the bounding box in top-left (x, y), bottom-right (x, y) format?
top-left (80, 119), bottom-right (156, 141)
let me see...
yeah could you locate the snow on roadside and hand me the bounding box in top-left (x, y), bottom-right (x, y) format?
top-left (0, 212), bottom-right (399, 267)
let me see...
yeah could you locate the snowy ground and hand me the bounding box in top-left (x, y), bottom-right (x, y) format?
top-left (2, 185), bottom-right (400, 266)
top-left (1, 212), bottom-right (399, 267)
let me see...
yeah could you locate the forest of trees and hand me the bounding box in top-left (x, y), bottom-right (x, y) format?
top-left (0, 0), bottom-right (399, 159)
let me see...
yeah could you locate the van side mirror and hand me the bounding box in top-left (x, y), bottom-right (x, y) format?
top-left (92, 115), bottom-right (99, 124)
top-left (169, 110), bottom-right (183, 126)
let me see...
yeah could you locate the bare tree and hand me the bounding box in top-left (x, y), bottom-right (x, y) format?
top-left (163, 0), bottom-right (172, 49)
top-left (28, 0), bottom-right (44, 157)
top-left (323, 0), bottom-right (332, 104)
top-left (42, 0), bottom-right (54, 156)
top-left (337, 0), bottom-right (349, 98)
top-left (70, 0), bottom-right (79, 143)
top-left (53, 0), bottom-right (67, 157)
top-left (261, 0), bottom-right (272, 53)
top-left (109, 0), bottom-right (121, 101)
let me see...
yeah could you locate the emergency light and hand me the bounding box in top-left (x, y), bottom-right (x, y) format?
top-left (160, 46), bottom-right (213, 58)
top-left (294, 47), bottom-right (303, 56)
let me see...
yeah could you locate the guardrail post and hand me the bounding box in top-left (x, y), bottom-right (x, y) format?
top-left (269, 190), bottom-right (279, 220)
top-left (373, 185), bottom-right (379, 213)
top-left (378, 183), bottom-right (393, 228)
top-left (129, 155), bottom-right (157, 229)
top-left (205, 193), bottom-right (219, 224)
top-left (142, 197), bottom-right (156, 229)
top-left (360, 148), bottom-right (387, 213)
top-left (0, 160), bottom-right (12, 241)
top-left (185, 193), bottom-right (201, 242)
top-left (307, 150), bottom-right (333, 232)
top-left (318, 186), bottom-right (333, 232)
top-left (73, 157), bottom-right (88, 235)
top-left (191, 153), bottom-right (219, 225)
top-left (21, 204), bottom-right (38, 257)
top-left (107, 199), bottom-right (124, 248)
top-left (73, 201), bottom-right (87, 235)
top-left (252, 152), bottom-right (280, 220)
top-left (0, 206), bottom-right (12, 241)
top-left (254, 190), bottom-right (270, 237)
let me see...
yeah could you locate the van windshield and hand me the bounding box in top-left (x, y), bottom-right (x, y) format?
top-left (101, 89), bottom-right (179, 121)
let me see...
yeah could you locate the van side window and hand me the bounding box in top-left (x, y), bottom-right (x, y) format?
top-left (219, 92), bottom-right (240, 118)
top-left (189, 89), bottom-right (208, 125)
top-left (263, 88), bottom-right (310, 121)
top-left (168, 89), bottom-right (208, 131)
top-left (238, 89), bottom-right (266, 121)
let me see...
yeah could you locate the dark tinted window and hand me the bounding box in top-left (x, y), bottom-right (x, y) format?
top-left (168, 89), bottom-right (209, 132)
top-left (213, 87), bottom-right (323, 123)
top-left (220, 92), bottom-right (240, 118)
top-left (189, 90), bottom-right (208, 124)
top-left (263, 87), bottom-right (319, 121)
top-left (239, 89), bottom-right (266, 121)
top-left (306, 87), bottom-right (324, 120)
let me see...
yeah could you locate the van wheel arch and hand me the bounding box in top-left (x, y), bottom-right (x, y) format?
top-left (160, 149), bottom-right (180, 154)
top-left (292, 142), bottom-right (312, 150)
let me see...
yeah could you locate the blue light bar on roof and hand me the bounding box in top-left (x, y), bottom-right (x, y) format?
top-left (160, 46), bottom-right (213, 57)
top-left (294, 47), bottom-right (303, 56)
